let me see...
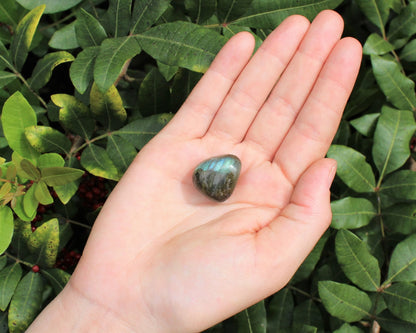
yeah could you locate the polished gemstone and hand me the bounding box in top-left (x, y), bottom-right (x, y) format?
top-left (192, 154), bottom-right (241, 202)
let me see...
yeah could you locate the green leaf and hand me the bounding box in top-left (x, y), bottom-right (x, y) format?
top-left (387, 2), bottom-right (416, 47)
top-left (383, 203), bottom-right (416, 235)
top-left (157, 61), bottom-right (178, 81)
top-left (106, 135), bottom-right (137, 174)
top-left (0, 263), bottom-right (22, 311)
top-left (0, 42), bottom-right (13, 70)
top-left (93, 36), bottom-right (141, 92)
top-left (383, 282), bottom-right (416, 324)
top-left (12, 196), bottom-right (36, 222)
top-left (41, 268), bottom-right (70, 294)
top-left (104, 0), bottom-right (132, 37)
top-left (0, 256), bottom-right (6, 271)
top-left (335, 229), bottom-right (381, 291)
top-left (377, 310), bottom-right (416, 332)
top-left (49, 21), bottom-right (79, 50)
top-left (371, 55), bottom-right (416, 111)
top-left (28, 218), bottom-right (59, 267)
top-left (267, 288), bottom-right (293, 331)
top-left (20, 159), bottom-right (40, 181)
top-left (293, 300), bottom-right (323, 331)
top-left (400, 39), bottom-right (416, 62)
top-left (331, 197), bottom-right (377, 230)
top-left (218, 0), bottom-right (253, 23)
top-left (25, 125), bottom-right (72, 155)
top-left (34, 181), bottom-right (53, 205)
top-left (8, 271), bottom-right (44, 332)
top-left (37, 153), bottom-right (65, 169)
top-left (0, 206), bottom-right (13, 255)
top-left (184, 0), bottom-right (216, 24)
top-left (90, 83), bottom-right (127, 129)
top-left (231, 0), bottom-right (343, 29)
top-left (115, 113), bottom-right (172, 150)
top-left (327, 145), bottom-right (376, 193)
top-left (380, 170), bottom-right (416, 201)
top-left (136, 22), bottom-right (227, 73)
top-left (23, 184), bottom-right (39, 217)
top-left (10, 5), bottom-right (45, 71)
top-left (11, 219), bottom-right (32, 256)
top-left (235, 300), bottom-right (266, 333)
top-left (130, 0), bottom-right (171, 34)
top-left (70, 46), bottom-right (99, 94)
top-left (40, 167), bottom-right (84, 187)
top-left (0, 183), bottom-right (11, 202)
top-left (363, 33), bottom-right (394, 55)
top-left (372, 106), bottom-right (416, 178)
top-left (1, 92), bottom-right (40, 161)
top-left (81, 144), bottom-right (120, 181)
top-left (0, 0), bottom-right (21, 27)
top-left (16, 0), bottom-right (83, 14)
top-left (350, 113), bottom-right (379, 137)
top-left (0, 310), bottom-right (7, 333)
top-left (0, 71), bottom-right (17, 89)
top-left (386, 234), bottom-right (416, 283)
top-left (138, 68), bottom-right (171, 116)
top-left (333, 323), bottom-right (364, 333)
top-left (28, 51), bottom-right (74, 90)
top-left (75, 9), bottom-right (107, 48)
top-left (354, 0), bottom-right (390, 31)
top-left (318, 281), bottom-right (372, 322)
top-left (51, 94), bottom-right (95, 139)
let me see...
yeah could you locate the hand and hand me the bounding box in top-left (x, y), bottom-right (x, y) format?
top-left (28, 10), bottom-right (362, 333)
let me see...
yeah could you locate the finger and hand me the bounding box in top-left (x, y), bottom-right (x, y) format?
top-left (274, 37), bottom-right (362, 185)
top-left (163, 32), bottom-right (255, 139)
top-left (244, 10), bottom-right (344, 158)
top-left (255, 158), bottom-right (336, 294)
top-left (206, 15), bottom-right (310, 143)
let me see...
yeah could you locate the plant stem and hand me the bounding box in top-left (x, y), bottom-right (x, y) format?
top-left (66, 218), bottom-right (92, 230)
top-left (287, 285), bottom-right (322, 303)
top-left (14, 71), bottom-right (48, 109)
top-left (5, 252), bottom-right (33, 267)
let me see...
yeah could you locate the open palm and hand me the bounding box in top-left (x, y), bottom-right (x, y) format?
top-left (28, 10), bottom-right (362, 333)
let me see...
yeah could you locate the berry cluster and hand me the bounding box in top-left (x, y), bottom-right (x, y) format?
top-left (78, 173), bottom-right (108, 210)
top-left (54, 248), bottom-right (82, 271)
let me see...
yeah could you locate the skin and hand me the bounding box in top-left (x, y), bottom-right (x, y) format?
top-left (28, 10), bottom-right (362, 333)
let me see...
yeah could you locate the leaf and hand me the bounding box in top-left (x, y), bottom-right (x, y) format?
top-left (184, 0), bottom-right (216, 24)
top-left (380, 170), bottom-right (416, 201)
top-left (104, 0), bottom-right (132, 37)
top-left (90, 83), bottom-right (127, 129)
top-left (0, 183), bottom-right (11, 201)
top-left (383, 282), bottom-right (416, 324)
top-left (15, 0), bottom-right (83, 14)
top-left (49, 21), bottom-right (79, 50)
top-left (333, 323), bottom-right (364, 333)
top-left (231, 0), bottom-right (343, 29)
top-left (354, 0), bottom-right (390, 31)
top-left (10, 5), bottom-right (45, 71)
top-left (19, 159), bottom-right (40, 181)
top-left (25, 125), bottom-right (72, 155)
top-left (331, 197), bottom-right (377, 230)
top-left (34, 181), bottom-right (53, 205)
top-left (0, 71), bottom-right (17, 89)
top-left (94, 36), bottom-right (141, 92)
top-left (293, 300), bottom-right (323, 331)
top-left (318, 281), bottom-right (372, 323)
top-left (327, 145), bottom-right (376, 193)
top-left (81, 144), bottom-right (120, 181)
top-left (130, 0), bottom-right (171, 34)
top-left (8, 271), bottom-right (44, 332)
top-left (0, 263), bottom-right (22, 311)
top-left (70, 46), bottom-right (99, 94)
top-left (401, 39), bottom-right (416, 62)
top-left (23, 184), bottom-right (39, 218)
top-left (0, 42), bottom-right (13, 70)
top-left (372, 106), bottom-right (416, 178)
top-left (0, 0), bottom-right (21, 27)
top-left (11, 219), bottom-right (32, 256)
top-left (12, 196), bottom-right (36, 222)
top-left (106, 135), bottom-right (137, 174)
top-left (235, 300), bottom-right (266, 333)
top-left (363, 33), bottom-right (394, 55)
top-left (28, 218), bottom-right (59, 267)
top-left (0, 206), bottom-right (13, 256)
top-left (377, 310), bottom-right (416, 332)
top-left (37, 153), bottom-right (65, 169)
top-left (136, 22), bottom-right (227, 73)
top-left (335, 229), bottom-right (381, 291)
top-left (383, 203), bottom-right (416, 235)
top-left (387, 2), bottom-right (416, 47)
top-left (40, 167), bottom-right (84, 187)
top-left (386, 234), bottom-right (416, 283)
top-left (371, 55), bottom-right (416, 111)
top-left (267, 288), bottom-right (293, 331)
top-left (28, 51), bottom-right (75, 90)
top-left (54, 181), bottom-right (80, 205)
top-left (51, 94), bottom-right (95, 139)
top-left (218, 0), bottom-right (253, 23)
top-left (1, 92), bottom-right (39, 161)
top-left (41, 268), bottom-right (70, 294)
top-left (138, 68), bottom-right (171, 116)
top-left (350, 113), bottom-right (379, 137)
top-left (75, 9), bottom-right (107, 48)
top-left (115, 113), bottom-right (173, 150)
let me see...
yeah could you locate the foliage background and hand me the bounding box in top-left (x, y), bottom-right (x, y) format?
top-left (0, 0), bottom-right (416, 332)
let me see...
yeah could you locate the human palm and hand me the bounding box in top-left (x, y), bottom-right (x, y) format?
top-left (29, 10), bottom-right (362, 333)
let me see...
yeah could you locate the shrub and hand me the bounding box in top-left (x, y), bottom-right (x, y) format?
top-left (0, 0), bottom-right (416, 332)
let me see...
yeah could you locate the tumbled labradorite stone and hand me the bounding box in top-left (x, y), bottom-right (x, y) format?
top-left (192, 154), bottom-right (241, 202)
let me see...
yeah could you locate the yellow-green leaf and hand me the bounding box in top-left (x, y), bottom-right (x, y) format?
top-left (28, 218), bottom-right (59, 267)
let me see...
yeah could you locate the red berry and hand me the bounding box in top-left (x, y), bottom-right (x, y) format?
top-left (31, 226), bottom-right (37, 232)
top-left (32, 265), bottom-right (40, 273)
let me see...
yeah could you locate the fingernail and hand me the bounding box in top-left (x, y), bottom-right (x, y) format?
top-left (327, 161), bottom-right (337, 189)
